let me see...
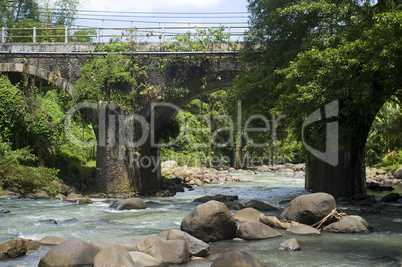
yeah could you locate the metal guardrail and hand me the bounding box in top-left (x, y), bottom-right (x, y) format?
top-left (1, 25), bottom-right (250, 44)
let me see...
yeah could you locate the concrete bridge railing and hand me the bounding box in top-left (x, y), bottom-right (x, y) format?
top-left (1, 25), bottom-right (250, 44)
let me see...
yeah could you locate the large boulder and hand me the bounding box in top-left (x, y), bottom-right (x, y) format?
top-left (224, 201), bottom-right (245, 210)
top-left (0, 238), bottom-right (28, 260)
top-left (211, 251), bottom-right (266, 267)
top-left (40, 236), bottom-right (67, 246)
top-left (51, 180), bottom-right (71, 195)
top-left (181, 200), bottom-right (237, 242)
top-left (236, 221), bottom-right (282, 240)
top-left (38, 239), bottom-right (99, 267)
top-left (285, 225), bottom-right (321, 236)
top-left (244, 200), bottom-right (277, 211)
top-left (109, 198), bottom-right (146, 210)
top-left (135, 236), bottom-right (189, 264)
top-left (34, 190), bottom-right (50, 199)
top-left (323, 215), bottom-right (370, 233)
top-left (93, 244), bottom-right (135, 267)
top-left (393, 167), bottom-right (402, 179)
top-left (232, 208), bottom-right (263, 224)
top-left (279, 193), bottom-right (336, 225)
top-left (129, 251), bottom-right (168, 267)
top-left (90, 238), bottom-right (139, 251)
top-left (158, 229), bottom-right (210, 257)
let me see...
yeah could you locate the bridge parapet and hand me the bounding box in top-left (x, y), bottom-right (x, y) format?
top-left (0, 42), bottom-right (243, 53)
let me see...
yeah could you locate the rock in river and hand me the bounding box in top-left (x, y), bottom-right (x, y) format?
top-left (93, 244), bottom-right (135, 267)
top-left (211, 251), bottom-right (266, 267)
top-left (323, 215), bottom-right (370, 234)
top-left (236, 221), bottom-right (282, 240)
top-left (181, 200), bottom-right (237, 242)
top-left (38, 239), bottom-right (98, 267)
top-left (0, 238), bottom-right (28, 260)
top-left (280, 193), bottom-right (336, 225)
top-left (109, 198), bottom-right (146, 210)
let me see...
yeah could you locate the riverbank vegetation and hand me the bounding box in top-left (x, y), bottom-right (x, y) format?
top-left (0, 0), bottom-right (401, 195)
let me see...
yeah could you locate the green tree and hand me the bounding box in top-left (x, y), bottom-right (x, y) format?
top-left (240, 0), bottom-right (402, 197)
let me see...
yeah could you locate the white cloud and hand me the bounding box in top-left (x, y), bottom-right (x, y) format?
top-left (84, 0), bottom-right (222, 12)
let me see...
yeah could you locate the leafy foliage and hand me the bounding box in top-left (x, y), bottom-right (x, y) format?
top-left (0, 138), bottom-right (60, 194)
top-left (237, 0), bottom-right (402, 173)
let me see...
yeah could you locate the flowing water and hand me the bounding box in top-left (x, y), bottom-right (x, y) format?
top-left (0, 172), bottom-right (401, 267)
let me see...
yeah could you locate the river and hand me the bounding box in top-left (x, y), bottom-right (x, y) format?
top-left (0, 172), bottom-right (401, 266)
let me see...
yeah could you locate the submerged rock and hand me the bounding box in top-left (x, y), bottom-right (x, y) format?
top-left (381, 193), bottom-right (400, 202)
top-left (38, 239), bottom-right (98, 267)
top-left (211, 251), bottom-right (266, 267)
top-left (109, 198), bottom-right (146, 210)
top-left (181, 200), bottom-right (237, 242)
top-left (280, 193), bottom-right (336, 225)
top-left (38, 219), bottom-right (58, 225)
top-left (236, 221), bottom-right (282, 240)
top-left (278, 238), bottom-right (301, 251)
top-left (285, 225), bottom-right (321, 236)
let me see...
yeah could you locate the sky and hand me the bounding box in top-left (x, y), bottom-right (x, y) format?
top-left (76, 0), bottom-right (249, 28)
top-left (82, 0), bottom-right (249, 15)
top-left (71, 0), bottom-right (250, 42)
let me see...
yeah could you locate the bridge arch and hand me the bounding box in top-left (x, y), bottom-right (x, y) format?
top-left (0, 63), bottom-right (74, 95)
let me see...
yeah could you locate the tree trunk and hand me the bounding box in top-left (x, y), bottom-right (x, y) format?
top-left (305, 114), bottom-right (369, 198)
top-left (88, 103), bottom-right (160, 194)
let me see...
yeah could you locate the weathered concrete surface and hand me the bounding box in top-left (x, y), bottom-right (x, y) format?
top-left (0, 42), bottom-right (245, 194)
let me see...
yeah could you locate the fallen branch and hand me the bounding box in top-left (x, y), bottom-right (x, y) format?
top-left (312, 208), bottom-right (347, 230)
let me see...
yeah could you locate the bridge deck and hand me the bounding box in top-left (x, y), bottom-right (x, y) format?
top-left (0, 51), bottom-right (242, 59)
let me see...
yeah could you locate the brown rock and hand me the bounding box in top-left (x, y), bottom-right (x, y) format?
top-left (280, 193), bottom-right (337, 225)
top-left (40, 236), bottom-right (67, 246)
top-left (285, 225), bottom-right (321, 236)
top-left (236, 221), bottom-right (282, 240)
top-left (232, 207), bottom-right (262, 223)
top-left (0, 238), bottom-right (28, 260)
top-left (211, 251), bottom-right (266, 267)
top-left (135, 236), bottom-right (189, 264)
top-left (93, 244), bottom-right (135, 267)
top-left (38, 239), bottom-right (98, 267)
top-left (181, 200), bottom-right (237, 242)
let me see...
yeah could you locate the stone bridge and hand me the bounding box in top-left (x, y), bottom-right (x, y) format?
top-left (0, 42), bottom-right (245, 194)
